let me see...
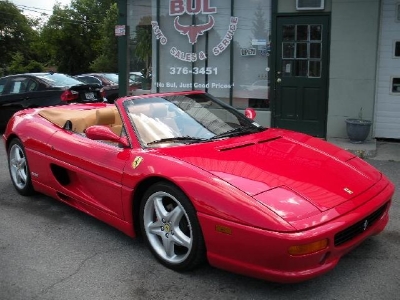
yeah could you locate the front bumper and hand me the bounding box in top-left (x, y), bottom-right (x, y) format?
top-left (198, 177), bottom-right (394, 283)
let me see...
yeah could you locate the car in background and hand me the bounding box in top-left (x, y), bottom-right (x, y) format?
top-left (75, 73), bottom-right (140, 103)
top-left (74, 74), bottom-right (103, 86)
top-left (130, 71), bottom-right (153, 95)
top-left (129, 71), bottom-right (144, 88)
top-left (238, 80), bottom-right (269, 99)
top-left (235, 79), bottom-right (270, 108)
top-left (0, 72), bottom-right (105, 128)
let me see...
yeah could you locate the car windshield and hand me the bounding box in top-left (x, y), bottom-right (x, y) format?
top-left (102, 73), bottom-right (119, 84)
top-left (123, 93), bottom-right (264, 147)
top-left (103, 73), bottom-right (136, 85)
top-left (35, 73), bottom-right (84, 87)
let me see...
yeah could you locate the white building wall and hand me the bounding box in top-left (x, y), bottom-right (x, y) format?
top-left (327, 0), bottom-right (380, 139)
top-left (375, 0), bottom-right (400, 138)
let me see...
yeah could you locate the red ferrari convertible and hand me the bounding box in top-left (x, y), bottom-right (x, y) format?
top-left (3, 91), bottom-right (394, 283)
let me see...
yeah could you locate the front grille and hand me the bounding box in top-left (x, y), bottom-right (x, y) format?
top-left (334, 203), bottom-right (388, 247)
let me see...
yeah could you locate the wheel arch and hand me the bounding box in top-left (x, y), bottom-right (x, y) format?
top-left (132, 176), bottom-right (186, 236)
top-left (4, 133), bottom-right (21, 153)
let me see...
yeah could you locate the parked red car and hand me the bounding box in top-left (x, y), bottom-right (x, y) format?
top-left (3, 91), bottom-right (394, 283)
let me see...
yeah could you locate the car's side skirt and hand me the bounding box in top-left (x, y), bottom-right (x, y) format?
top-left (31, 180), bottom-right (136, 238)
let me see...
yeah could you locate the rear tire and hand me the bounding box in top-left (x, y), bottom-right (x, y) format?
top-left (140, 182), bottom-right (206, 271)
top-left (8, 139), bottom-right (34, 196)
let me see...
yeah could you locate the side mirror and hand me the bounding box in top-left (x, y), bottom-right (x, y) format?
top-left (244, 108), bottom-right (256, 120)
top-left (85, 125), bottom-right (129, 147)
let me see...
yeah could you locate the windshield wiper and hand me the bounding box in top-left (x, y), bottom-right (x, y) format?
top-left (146, 136), bottom-right (209, 145)
top-left (210, 126), bottom-right (262, 140)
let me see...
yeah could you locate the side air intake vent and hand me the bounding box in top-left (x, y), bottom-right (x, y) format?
top-left (296, 0), bottom-right (324, 10)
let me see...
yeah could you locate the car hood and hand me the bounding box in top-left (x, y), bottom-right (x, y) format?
top-left (157, 129), bottom-right (381, 212)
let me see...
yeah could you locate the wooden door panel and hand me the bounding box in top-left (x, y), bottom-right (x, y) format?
top-left (281, 87), bottom-right (297, 119)
top-left (273, 15), bottom-right (330, 138)
top-left (302, 87), bottom-right (320, 120)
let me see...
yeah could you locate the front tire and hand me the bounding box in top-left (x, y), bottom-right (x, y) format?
top-left (8, 138), bottom-right (34, 196)
top-left (140, 182), bottom-right (206, 271)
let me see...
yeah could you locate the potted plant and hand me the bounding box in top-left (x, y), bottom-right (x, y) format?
top-left (345, 108), bottom-right (372, 143)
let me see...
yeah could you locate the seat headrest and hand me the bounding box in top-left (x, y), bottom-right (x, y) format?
top-left (96, 107), bottom-right (116, 125)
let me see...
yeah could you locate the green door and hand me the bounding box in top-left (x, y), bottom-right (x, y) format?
top-left (273, 15), bottom-right (330, 138)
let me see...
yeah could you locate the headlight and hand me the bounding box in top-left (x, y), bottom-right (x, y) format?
top-left (253, 187), bottom-right (321, 222)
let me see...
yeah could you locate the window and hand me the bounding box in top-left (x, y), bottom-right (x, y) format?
top-left (394, 41), bottom-right (400, 58)
top-left (26, 79), bottom-right (38, 91)
top-left (296, 0), bottom-right (324, 10)
top-left (128, 0), bottom-right (273, 111)
top-left (9, 78), bottom-right (27, 94)
top-left (78, 76), bottom-right (102, 85)
top-left (397, 3), bottom-right (400, 22)
top-left (282, 24), bottom-right (323, 78)
top-left (391, 77), bottom-right (400, 94)
top-left (0, 78), bottom-right (6, 94)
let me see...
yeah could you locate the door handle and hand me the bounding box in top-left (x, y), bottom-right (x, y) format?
top-left (277, 78), bottom-right (282, 83)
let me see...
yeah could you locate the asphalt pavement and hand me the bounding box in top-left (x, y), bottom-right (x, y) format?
top-left (0, 139), bottom-right (399, 300)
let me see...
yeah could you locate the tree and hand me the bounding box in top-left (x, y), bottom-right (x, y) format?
top-left (1, 0), bottom-right (118, 75)
top-left (0, 1), bottom-right (39, 75)
top-left (90, 3), bottom-right (118, 72)
top-left (7, 52), bottom-right (44, 74)
top-left (40, 0), bottom-right (117, 74)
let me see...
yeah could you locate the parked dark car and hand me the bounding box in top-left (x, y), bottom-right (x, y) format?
top-left (0, 72), bottom-right (105, 128)
top-left (129, 71), bottom-right (144, 85)
top-left (75, 73), bottom-right (139, 103)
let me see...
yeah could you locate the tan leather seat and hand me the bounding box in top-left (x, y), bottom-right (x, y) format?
top-left (96, 107), bottom-right (115, 125)
top-left (95, 107), bottom-right (122, 135)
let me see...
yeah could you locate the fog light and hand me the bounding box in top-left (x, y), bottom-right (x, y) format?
top-left (288, 239), bottom-right (328, 256)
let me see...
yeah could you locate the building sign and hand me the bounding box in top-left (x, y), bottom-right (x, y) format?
top-left (241, 48), bottom-right (256, 56)
top-left (151, 0), bottom-right (239, 62)
top-left (251, 39), bottom-right (267, 46)
top-left (115, 25), bottom-right (126, 36)
top-left (174, 15), bottom-right (215, 45)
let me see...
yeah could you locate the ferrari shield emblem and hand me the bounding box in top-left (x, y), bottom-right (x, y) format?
top-left (132, 156), bottom-right (144, 169)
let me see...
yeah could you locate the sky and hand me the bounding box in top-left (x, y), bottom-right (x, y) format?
top-left (10, 0), bottom-right (72, 18)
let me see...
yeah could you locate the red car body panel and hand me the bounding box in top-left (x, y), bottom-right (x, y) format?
top-left (2, 92), bottom-right (395, 283)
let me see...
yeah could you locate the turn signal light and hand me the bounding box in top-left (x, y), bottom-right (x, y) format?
top-left (288, 239), bottom-right (328, 256)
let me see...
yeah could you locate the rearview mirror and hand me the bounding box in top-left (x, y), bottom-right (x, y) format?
top-left (85, 125), bottom-right (129, 147)
top-left (245, 108), bottom-right (256, 120)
